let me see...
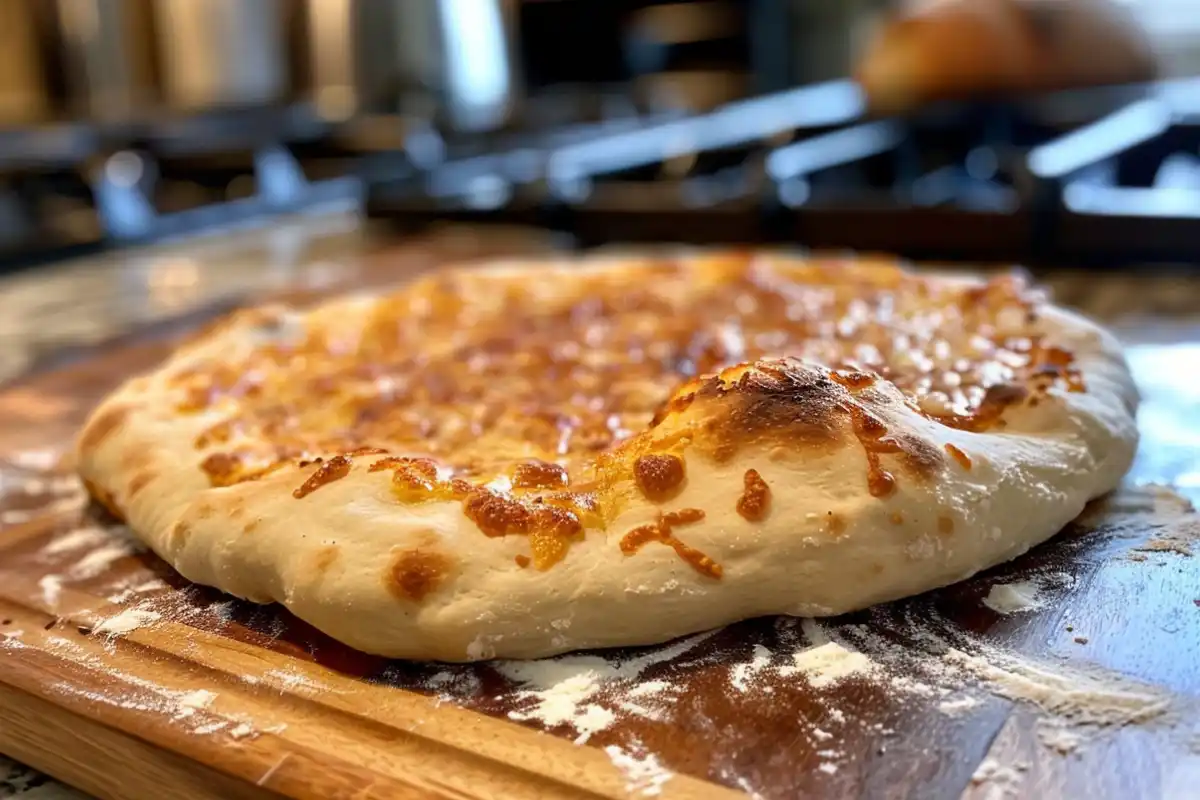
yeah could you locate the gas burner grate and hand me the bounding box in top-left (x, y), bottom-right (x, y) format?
top-left (368, 77), bottom-right (1200, 266)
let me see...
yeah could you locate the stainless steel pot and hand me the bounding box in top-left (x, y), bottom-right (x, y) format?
top-left (55, 0), bottom-right (157, 122)
top-left (0, 1), bottom-right (51, 125)
top-left (303, 0), bottom-right (517, 131)
top-left (154, 0), bottom-right (289, 111)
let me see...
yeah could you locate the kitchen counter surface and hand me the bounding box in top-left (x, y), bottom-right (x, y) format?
top-left (0, 213), bottom-right (1197, 799)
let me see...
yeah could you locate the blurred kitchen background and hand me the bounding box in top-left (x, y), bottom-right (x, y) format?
top-left (1, 0), bottom-right (1200, 272)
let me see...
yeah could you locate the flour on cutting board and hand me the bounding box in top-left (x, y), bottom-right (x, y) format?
top-left (604, 742), bottom-right (674, 797)
top-left (982, 580), bottom-right (1046, 614)
top-left (38, 635), bottom-right (285, 741)
top-left (492, 631), bottom-right (715, 743)
top-left (92, 607), bottom-right (161, 637)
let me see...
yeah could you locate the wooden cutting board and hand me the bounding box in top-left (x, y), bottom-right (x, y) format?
top-left (0, 267), bottom-right (1197, 799)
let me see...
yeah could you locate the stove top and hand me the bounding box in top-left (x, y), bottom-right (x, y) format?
top-left (368, 77), bottom-right (1200, 266)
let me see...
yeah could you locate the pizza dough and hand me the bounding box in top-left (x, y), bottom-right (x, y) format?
top-left (76, 252), bottom-right (1138, 661)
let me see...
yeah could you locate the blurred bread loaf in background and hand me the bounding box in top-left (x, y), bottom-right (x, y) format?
top-left (856, 0), bottom-right (1159, 114)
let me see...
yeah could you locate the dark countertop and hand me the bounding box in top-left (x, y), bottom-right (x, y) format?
top-left (0, 213), bottom-right (1197, 799)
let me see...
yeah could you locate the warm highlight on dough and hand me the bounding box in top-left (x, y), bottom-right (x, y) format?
top-left (76, 251), bottom-right (1138, 660)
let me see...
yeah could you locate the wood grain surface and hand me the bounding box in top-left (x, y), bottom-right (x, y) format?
top-left (0, 242), bottom-right (1197, 800)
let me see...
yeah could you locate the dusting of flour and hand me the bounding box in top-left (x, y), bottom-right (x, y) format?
top-left (604, 742), bottom-right (674, 796)
top-left (982, 580), bottom-right (1046, 614)
top-left (493, 631), bottom-right (715, 743)
top-left (92, 608), bottom-right (161, 637)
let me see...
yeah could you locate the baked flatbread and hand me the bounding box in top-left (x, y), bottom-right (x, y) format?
top-left (77, 252), bottom-right (1138, 661)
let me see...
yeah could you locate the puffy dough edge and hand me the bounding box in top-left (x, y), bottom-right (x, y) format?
top-left (75, 297), bottom-right (1138, 662)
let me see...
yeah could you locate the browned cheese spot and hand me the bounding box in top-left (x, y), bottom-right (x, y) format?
top-left (736, 469), bottom-right (771, 521)
top-left (633, 453), bottom-right (687, 501)
top-left (512, 459), bottom-right (569, 490)
top-left (937, 516), bottom-right (955, 536)
top-left (242, 518), bottom-right (260, 534)
top-left (890, 511), bottom-right (904, 525)
top-left (944, 443), bottom-right (972, 470)
top-left (619, 508), bottom-right (721, 578)
top-left (515, 554), bottom-right (531, 568)
top-left (826, 512), bottom-right (846, 537)
top-left (386, 548), bottom-right (452, 602)
top-left (293, 454), bottom-right (353, 499)
top-left (79, 404), bottom-right (130, 453)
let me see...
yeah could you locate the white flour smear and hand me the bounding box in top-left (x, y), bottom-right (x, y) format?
top-left (105, 578), bottom-right (168, 604)
top-left (1, 493), bottom-right (87, 525)
top-left (495, 630), bottom-right (716, 743)
top-left (8, 449), bottom-right (63, 471)
top-left (38, 575), bottom-right (62, 609)
top-left (970, 758), bottom-right (1028, 799)
top-left (943, 648), bottom-right (1170, 728)
top-left (982, 580), bottom-right (1046, 614)
top-left (730, 644), bottom-right (773, 693)
top-left (604, 742), bottom-right (674, 796)
top-left (92, 608), bottom-right (161, 638)
top-left (778, 620), bottom-right (879, 688)
top-left (39, 635), bottom-right (282, 740)
top-left (40, 526), bottom-right (108, 556)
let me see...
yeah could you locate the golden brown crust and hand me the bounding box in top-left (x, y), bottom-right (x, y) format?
top-left (386, 547), bottom-right (453, 602)
top-left (77, 253), bottom-right (1101, 586)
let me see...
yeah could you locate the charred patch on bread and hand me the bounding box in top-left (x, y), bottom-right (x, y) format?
top-left (79, 404), bottom-right (130, 453)
top-left (386, 547), bottom-right (452, 602)
top-left (663, 359), bottom-right (945, 496)
top-left (633, 453), bottom-right (686, 501)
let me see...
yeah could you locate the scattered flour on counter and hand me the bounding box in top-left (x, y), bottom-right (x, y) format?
top-left (38, 575), bottom-right (62, 609)
top-left (943, 648), bottom-right (1170, 728)
top-left (982, 580), bottom-right (1046, 614)
top-left (9, 449), bottom-right (62, 471)
top-left (970, 757), bottom-right (1027, 798)
top-left (937, 695), bottom-right (982, 716)
top-left (105, 578), bottom-right (168, 604)
top-left (40, 526), bottom-right (107, 556)
top-left (229, 722), bottom-right (256, 739)
top-left (603, 743), bottom-right (674, 797)
top-left (263, 668), bottom-right (336, 694)
top-left (778, 620), bottom-right (877, 688)
top-left (730, 645), bottom-right (773, 692)
top-left (174, 689), bottom-right (217, 720)
top-left (92, 608), bottom-right (161, 637)
top-left (497, 631), bottom-right (714, 743)
top-left (69, 537), bottom-right (143, 580)
top-left (1037, 718), bottom-right (1084, 754)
